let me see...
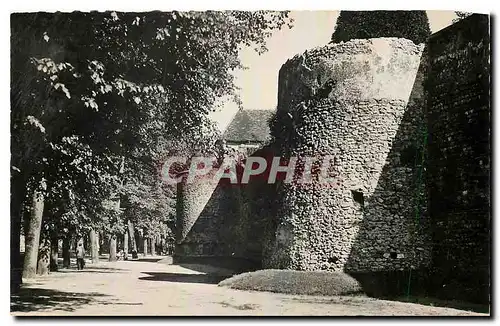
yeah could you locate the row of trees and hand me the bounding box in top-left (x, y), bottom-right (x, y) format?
top-left (11, 11), bottom-right (292, 291)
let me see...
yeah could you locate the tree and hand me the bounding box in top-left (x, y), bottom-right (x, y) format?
top-left (11, 11), bottom-right (293, 289)
top-left (331, 11), bottom-right (431, 45)
top-left (22, 179), bottom-right (46, 278)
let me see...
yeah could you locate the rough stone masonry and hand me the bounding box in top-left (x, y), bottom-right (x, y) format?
top-left (425, 14), bottom-right (490, 303)
top-left (266, 37), bottom-right (431, 272)
top-left (174, 14), bottom-right (490, 304)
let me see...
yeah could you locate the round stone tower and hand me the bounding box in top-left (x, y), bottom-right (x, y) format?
top-left (265, 37), bottom-right (431, 273)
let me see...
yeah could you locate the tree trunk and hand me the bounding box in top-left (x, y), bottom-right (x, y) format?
top-left (98, 231), bottom-right (103, 255)
top-left (49, 232), bottom-right (58, 272)
top-left (95, 232), bottom-right (100, 258)
top-left (151, 237), bottom-right (156, 256)
top-left (11, 176), bottom-right (25, 292)
top-left (143, 237), bottom-right (148, 256)
top-left (22, 181), bottom-right (45, 279)
top-left (90, 229), bottom-right (99, 264)
top-left (11, 213), bottom-right (22, 292)
top-left (124, 231), bottom-right (129, 260)
top-left (37, 238), bottom-right (50, 275)
top-left (110, 156), bottom-right (123, 263)
top-left (127, 220), bottom-right (138, 258)
top-left (62, 236), bottom-right (70, 268)
top-left (109, 235), bottom-right (117, 262)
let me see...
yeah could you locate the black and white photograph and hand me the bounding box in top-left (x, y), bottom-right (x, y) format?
top-left (8, 4), bottom-right (491, 317)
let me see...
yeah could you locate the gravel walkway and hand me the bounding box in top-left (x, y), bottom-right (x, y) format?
top-left (11, 258), bottom-right (488, 316)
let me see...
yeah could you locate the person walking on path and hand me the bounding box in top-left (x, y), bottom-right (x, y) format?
top-left (76, 243), bottom-right (85, 270)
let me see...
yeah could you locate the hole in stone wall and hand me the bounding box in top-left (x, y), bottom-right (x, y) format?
top-left (351, 190), bottom-right (364, 207)
top-left (328, 256), bottom-right (339, 263)
top-left (400, 145), bottom-right (418, 166)
top-left (390, 252), bottom-right (397, 259)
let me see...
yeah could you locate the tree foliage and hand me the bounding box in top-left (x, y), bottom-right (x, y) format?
top-left (11, 11), bottom-right (293, 270)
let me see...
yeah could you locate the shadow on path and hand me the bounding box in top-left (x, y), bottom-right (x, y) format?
top-left (177, 263), bottom-right (236, 276)
top-left (382, 296), bottom-right (490, 314)
top-left (11, 287), bottom-right (109, 313)
top-left (127, 258), bottom-right (163, 263)
top-left (57, 270), bottom-right (125, 275)
top-left (138, 272), bottom-right (228, 284)
top-left (54, 266), bottom-right (127, 275)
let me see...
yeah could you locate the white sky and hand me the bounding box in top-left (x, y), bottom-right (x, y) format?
top-left (210, 10), bottom-right (459, 132)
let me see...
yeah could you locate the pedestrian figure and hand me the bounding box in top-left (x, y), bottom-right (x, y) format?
top-left (118, 249), bottom-right (124, 261)
top-left (76, 243), bottom-right (85, 270)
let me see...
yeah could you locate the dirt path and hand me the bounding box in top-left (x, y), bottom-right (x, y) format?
top-left (11, 258), bottom-right (487, 316)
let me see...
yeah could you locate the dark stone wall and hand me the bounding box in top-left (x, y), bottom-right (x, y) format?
top-left (173, 14), bottom-right (491, 305)
top-left (174, 147), bottom-right (277, 271)
top-left (425, 14), bottom-right (490, 304)
top-left (175, 173), bottom-right (250, 261)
